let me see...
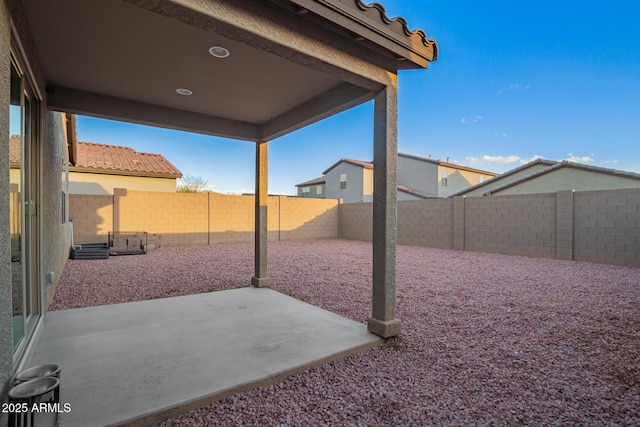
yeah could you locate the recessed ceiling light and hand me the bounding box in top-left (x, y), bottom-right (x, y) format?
top-left (176, 88), bottom-right (193, 96)
top-left (209, 46), bottom-right (230, 58)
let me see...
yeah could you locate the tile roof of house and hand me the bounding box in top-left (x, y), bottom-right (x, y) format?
top-left (72, 142), bottom-right (182, 178)
top-left (322, 158), bottom-right (373, 174)
top-left (350, 0), bottom-right (438, 60)
top-left (397, 185), bottom-right (438, 199)
top-left (482, 160), bottom-right (640, 195)
top-left (449, 158), bottom-right (558, 197)
top-left (9, 135), bottom-right (20, 164)
top-left (295, 176), bottom-right (326, 187)
top-left (398, 152), bottom-right (499, 176)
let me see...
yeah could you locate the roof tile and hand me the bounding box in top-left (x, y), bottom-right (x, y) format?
top-left (74, 142), bottom-right (182, 177)
top-left (9, 135), bottom-right (20, 164)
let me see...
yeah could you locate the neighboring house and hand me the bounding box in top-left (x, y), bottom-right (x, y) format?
top-left (295, 176), bottom-right (326, 198)
top-left (304, 153), bottom-right (496, 203)
top-left (323, 158), bottom-right (375, 203)
top-left (69, 141), bottom-right (183, 195)
top-left (398, 153), bottom-right (498, 198)
top-left (453, 158), bottom-right (640, 197)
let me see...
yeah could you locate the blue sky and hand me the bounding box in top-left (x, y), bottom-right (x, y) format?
top-left (76, 1), bottom-right (640, 194)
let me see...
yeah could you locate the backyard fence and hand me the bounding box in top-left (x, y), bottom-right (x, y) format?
top-left (341, 188), bottom-right (640, 268)
top-left (69, 189), bottom-right (340, 248)
top-left (69, 188), bottom-right (640, 268)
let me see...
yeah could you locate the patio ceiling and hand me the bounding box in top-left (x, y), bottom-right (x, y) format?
top-left (19, 0), bottom-right (437, 141)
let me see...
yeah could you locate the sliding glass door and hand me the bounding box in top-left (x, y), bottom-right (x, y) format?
top-left (10, 54), bottom-right (40, 355)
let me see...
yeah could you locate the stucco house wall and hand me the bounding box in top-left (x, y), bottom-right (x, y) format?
top-left (296, 182), bottom-right (325, 198)
top-left (460, 162), bottom-right (552, 197)
top-left (397, 154), bottom-right (438, 196)
top-left (325, 162), bottom-right (369, 203)
top-left (2, 2), bottom-right (71, 398)
top-left (438, 165), bottom-right (495, 198)
top-left (493, 167), bottom-right (640, 196)
top-left (1, 0), bottom-right (13, 398)
top-left (69, 172), bottom-right (177, 195)
top-left (41, 111), bottom-right (72, 307)
top-left (362, 168), bottom-right (373, 202)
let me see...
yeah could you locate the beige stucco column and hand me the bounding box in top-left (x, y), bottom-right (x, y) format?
top-left (368, 79), bottom-right (401, 338)
top-left (252, 140), bottom-right (270, 287)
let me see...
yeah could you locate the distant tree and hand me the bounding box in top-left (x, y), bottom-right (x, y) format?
top-left (177, 175), bottom-right (208, 193)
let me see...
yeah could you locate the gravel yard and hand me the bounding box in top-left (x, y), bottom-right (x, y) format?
top-left (51, 239), bottom-right (640, 426)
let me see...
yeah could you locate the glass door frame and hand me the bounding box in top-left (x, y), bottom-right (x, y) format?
top-left (10, 39), bottom-right (43, 365)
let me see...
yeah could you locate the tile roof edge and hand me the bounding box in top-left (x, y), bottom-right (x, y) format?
top-left (322, 157), bottom-right (373, 174)
top-left (296, 176), bottom-right (326, 187)
top-left (353, 0), bottom-right (438, 59)
top-left (69, 166), bottom-right (182, 179)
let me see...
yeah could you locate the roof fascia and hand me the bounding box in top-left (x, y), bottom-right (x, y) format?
top-left (296, 177), bottom-right (326, 186)
top-left (47, 86), bottom-right (262, 142)
top-left (289, 0), bottom-right (437, 68)
top-left (323, 158), bottom-right (372, 174)
top-left (438, 162), bottom-right (498, 176)
top-left (69, 166), bottom-right (182, 179)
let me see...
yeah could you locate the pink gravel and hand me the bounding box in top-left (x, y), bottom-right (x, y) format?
top-left (51, 239), bottom-right (640, 426)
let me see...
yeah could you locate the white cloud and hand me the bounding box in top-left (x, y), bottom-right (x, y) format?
top-left (466, 155), bottom-right (521, 165)
top-left (604, 160), bottom-right (619, 165)
top-left (565, 153), bottom-right (594, 163)
top-left (495, 132), bottom-right (508, 138)
top-left (519, 154), bottom-right (543, 164)
top-left (498, 84), bottom-right (531, 95)
top-left (460, 115), bottom-right (483, 125)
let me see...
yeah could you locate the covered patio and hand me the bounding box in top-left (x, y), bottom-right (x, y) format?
top-left (18, 0), bottom-right (437, 337)
top-left (4, 0), bottom-right (437, 424)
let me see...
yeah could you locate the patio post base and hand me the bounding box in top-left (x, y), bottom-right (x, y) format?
top-left (251, 276), bottom-right (271, 288)
top-left (367, 317), bottom-right (401, 338)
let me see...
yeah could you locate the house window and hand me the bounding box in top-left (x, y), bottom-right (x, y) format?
top-left (316, 185), bottom-right (322, 195)
top-left (340, 173), bottom-right (347, 190)
top-left (302, 186), bottom-right (310, 194)
top-left (441, 170), bottom-right (448, 187)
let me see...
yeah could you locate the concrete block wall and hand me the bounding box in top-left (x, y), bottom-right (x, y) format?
top-left (69, 188), bottom-right (640, 267)
top-left (209, 193), bottom-right (255, 244)
top-left (340, 202), bottom-right (372, 241)
top-left (464, 193), bottom-right (556, 258)
top-left (116, 189), bottom-right (209, 247)
top-left (69, 195), bottom-right (114, 244)
top-left (574, 189), bottom-right (640, 267)
top-left (339, 188), bottom-right (640, 268)
top-left (278, 197), bottom-right (340, 241)
top-left (398, 199), bottom-right (453, 248)
top-left (71, 191), bottom-right (341, 247)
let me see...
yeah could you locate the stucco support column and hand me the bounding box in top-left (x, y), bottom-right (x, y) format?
top-left (252, 141), bottom-right (270, 287)
top-left (367, 79), bottom-right (401, 338)
top-left (0, 0), bottom-right (14, 400)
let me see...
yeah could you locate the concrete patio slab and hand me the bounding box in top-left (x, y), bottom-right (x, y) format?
top-left (24, 287), bottom-right (382, 426)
